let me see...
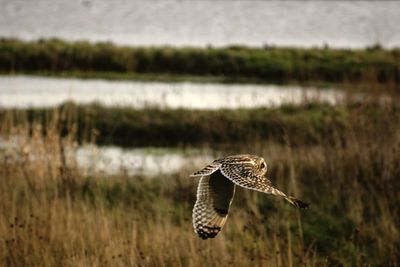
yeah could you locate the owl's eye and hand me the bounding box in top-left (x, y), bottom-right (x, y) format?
top-left (260, 162), bottom-right (266, 169)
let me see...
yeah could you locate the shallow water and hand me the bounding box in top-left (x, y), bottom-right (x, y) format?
top-left (0, 75), bottom-right (343, 109)
top-left (75, 145), bottom-right (214, 176)
top-left (0, 1), bottom-right (399, 48)
top-left (0, 135), bottom-right (213, 176)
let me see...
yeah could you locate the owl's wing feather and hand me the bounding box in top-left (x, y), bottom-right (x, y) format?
top-left (219, 162), bottom-right (309, 209)
top-left (192, 170), bottom-right (235, 239)
top-left (190, 162), bottom-right (219, 177)
top-left (219, 162), bottom-right (274, 193)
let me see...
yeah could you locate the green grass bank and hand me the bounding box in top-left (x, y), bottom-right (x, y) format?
top-left (1, 38), bottom-right (399, 85)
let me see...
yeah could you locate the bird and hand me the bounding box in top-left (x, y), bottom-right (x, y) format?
top-left (190, 154), bottom-right (309, 240)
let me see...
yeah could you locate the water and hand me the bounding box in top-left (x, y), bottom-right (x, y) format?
top-left (75, 145), bottom-right (213, 176)
top-left (0, 135), bottom-right (213, 176)
top-left (0, 1), bottom-right (399, 48)
top-left (0, 75), bottom-right (343, 109)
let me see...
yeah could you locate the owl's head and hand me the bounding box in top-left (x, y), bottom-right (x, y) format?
top-left (254, 156), bottom-right (268, 175)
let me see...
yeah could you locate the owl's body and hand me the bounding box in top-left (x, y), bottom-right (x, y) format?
top-left (190, 154), bottom-right (308, 240)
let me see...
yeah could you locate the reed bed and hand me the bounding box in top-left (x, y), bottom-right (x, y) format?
top-left (0, 97), bottom-right (399, 266)
top-left (1, 93), bottom-right (398, 148)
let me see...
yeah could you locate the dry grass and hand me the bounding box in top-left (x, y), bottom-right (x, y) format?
top-left (0, 96), bottom-right (400, 266)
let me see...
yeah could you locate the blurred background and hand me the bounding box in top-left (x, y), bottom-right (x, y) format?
top-left (0, 1), bottom-right (399, 266)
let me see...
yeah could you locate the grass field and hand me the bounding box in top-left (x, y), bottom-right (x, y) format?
top-left (1, 96), bottom-right (399, 266)
top-left (1, 38), bottom-right (399, 85)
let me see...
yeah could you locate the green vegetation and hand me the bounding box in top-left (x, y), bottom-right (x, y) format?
top-left (0, 99), bottom-right (399, 266)
top-left (1, 101), bottom-right (399, 148)
top-left (1, 38), bottom-right (399, 85)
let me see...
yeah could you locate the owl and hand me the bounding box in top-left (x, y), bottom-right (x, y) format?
top-left (190, 154), bottom-right (309, 239)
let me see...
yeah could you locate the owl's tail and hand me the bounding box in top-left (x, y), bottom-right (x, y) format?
top-left (285, 196), bottom-right (309, 209)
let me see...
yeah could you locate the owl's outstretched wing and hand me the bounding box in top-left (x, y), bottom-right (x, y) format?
top-left (190, 161), bottom-right (220, 177)
top-left (219, 162), bottom-right (309, 209)
top-left (192, 170), bottom-right (235, 239)
top-left (219, 162), bottom-right (275, 193)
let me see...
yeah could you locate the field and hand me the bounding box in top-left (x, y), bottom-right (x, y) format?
top-left (1, 93), bottom-right (399, 266)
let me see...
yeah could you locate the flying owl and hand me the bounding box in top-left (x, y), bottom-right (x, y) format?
top-left (190, 154), bottom-right (309, 240)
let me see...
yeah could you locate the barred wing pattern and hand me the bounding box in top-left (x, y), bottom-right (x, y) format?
top-left (219, 161), bottom-right (308, 207)
top-left (218, 161), bottom-right (285, 196)
top-left (190, 162), bottom-right (219, 177)
top-left (192, 170), bottom-right (235, 239)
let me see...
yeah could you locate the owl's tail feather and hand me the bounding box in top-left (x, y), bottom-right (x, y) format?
top-left (285, 196), bottom-right (310, 209)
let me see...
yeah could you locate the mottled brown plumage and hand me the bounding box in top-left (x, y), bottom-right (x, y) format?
top-left (190, 154), bottom-right (309, 239)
